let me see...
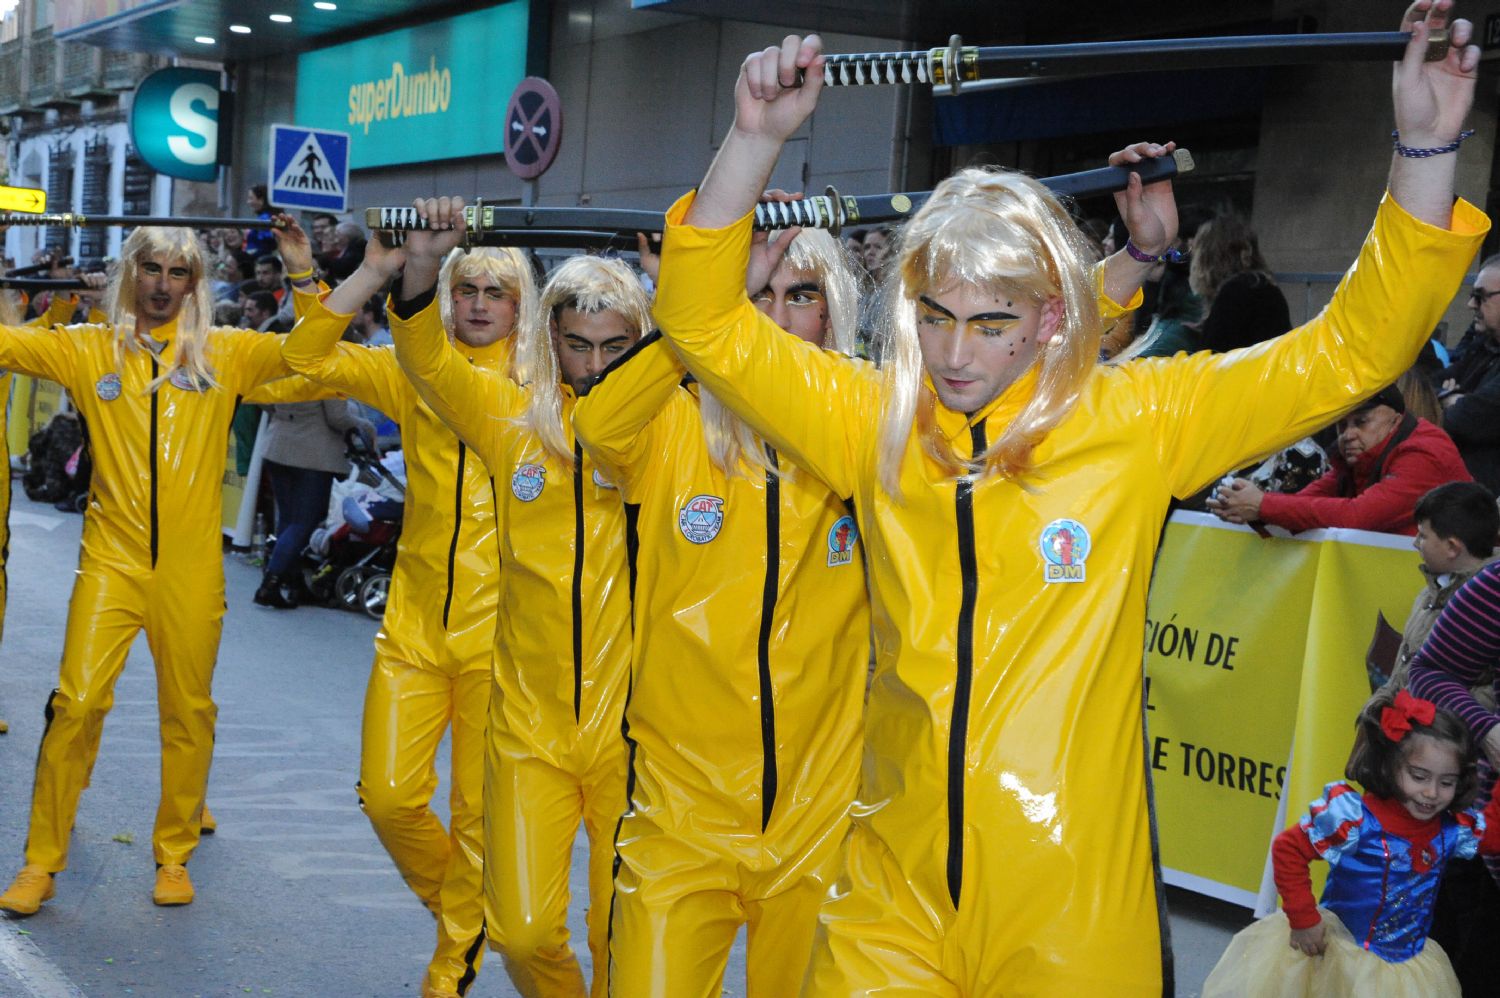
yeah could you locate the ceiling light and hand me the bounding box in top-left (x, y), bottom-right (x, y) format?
top-left (193, 35), bottom-right (215, 44)
top-left (229, 24), bottom-right (250, 33)
top-left (313, 1), bottom-right (337, 9)
top-left (269, 13), bottom-right (292, 23)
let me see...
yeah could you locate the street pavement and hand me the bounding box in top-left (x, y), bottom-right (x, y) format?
top-left (0, 491), bottom-right (1246, 996)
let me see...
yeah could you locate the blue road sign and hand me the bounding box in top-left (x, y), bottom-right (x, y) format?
top-left (268, 124), bottom-right (350, 213)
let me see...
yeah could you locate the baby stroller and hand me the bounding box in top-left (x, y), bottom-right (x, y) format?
top-left (299, 431), bottom-right (405, 619)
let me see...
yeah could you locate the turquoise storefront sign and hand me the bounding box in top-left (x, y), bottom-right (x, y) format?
top-left (294, 1), bottom-right (529, 170)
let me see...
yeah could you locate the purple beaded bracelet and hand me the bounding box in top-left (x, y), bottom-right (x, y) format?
top-left (1391, 129), bottom-right (1475, 158)
top-left (1124, 239), bottom-right (1183, 265)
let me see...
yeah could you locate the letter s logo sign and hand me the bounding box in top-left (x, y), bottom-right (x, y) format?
top-left (166, 83), bottom-right (219, 166)
top-left (130, 67), bottom-right (224, 182)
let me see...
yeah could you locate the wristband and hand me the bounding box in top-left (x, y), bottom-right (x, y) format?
top-left (1391, 129), bottom-right (1474, 158)
top-left (1124, 239), bottom-right (1182, 265)
top-left (286, 267), bottom-right (314, 281)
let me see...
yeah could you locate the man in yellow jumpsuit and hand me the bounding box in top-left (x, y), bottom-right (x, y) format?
top-left (0, 219), bottom-right (317, 914)
top-left (378, 208), bottom-right (642, 998)
top-left (572, 225), bottom-right (870, 996)
top-left (281, 246), bottom-right (533, 998)
top-left (650, 6), bottom-right (1486, 994)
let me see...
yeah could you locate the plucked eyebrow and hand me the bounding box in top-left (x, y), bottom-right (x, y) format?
top-left (786, 282), bottom-right (823, 296)
top-left (918, 294), bottom-right (1019, 323)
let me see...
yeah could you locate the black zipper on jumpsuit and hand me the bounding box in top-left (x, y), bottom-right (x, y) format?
top-left (571, 442), bottom-right (585, 723)
top-left (442, 443), bottom-right (466, 630)
top-left (757, 446), bottom-right (781, 831)
top-left (947, 420), bottom-right (985, 908)
top-left (149, 357), bottom-right (160, 568)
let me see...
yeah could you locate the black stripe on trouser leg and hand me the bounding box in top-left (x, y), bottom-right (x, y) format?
top-left (757, 448), bottom-right (781, 831)
top-left (946, 420), bottom-right (985, 908)
top-left (456, 921), bottom-right (485, 995)
top-left (22, 689), bottom-right (63, 859)
top-left (605, 666), bottom-right (639, 998)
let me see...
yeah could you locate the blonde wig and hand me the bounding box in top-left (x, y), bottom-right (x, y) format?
top-left (105, 226), bottom-right (219, 392)
top-left (518, 254), bottom-right (653, 463)
top-left (0, 291), bottom-right (20, 326)
top-left (437, 245), bottom-right (537, 377)
top-left (874, 166), bottom-right (1103, 495)
top-left (701, 227), bottom-right (867, 477)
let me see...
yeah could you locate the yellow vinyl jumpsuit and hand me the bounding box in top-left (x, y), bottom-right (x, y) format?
top-left (653, 191), bottom-right (1487, 995)
top-left (571, 333), bottom-right (869, 997)
top-left (390, 291), bottom-right (632, 998)
top-left (281, 296), bottom-right (504, 995)
top-left (0, 311), bottom-right (306, 874)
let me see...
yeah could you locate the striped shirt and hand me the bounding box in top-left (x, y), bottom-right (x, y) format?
top-left (1409, 561), bottom-right (1500, 741)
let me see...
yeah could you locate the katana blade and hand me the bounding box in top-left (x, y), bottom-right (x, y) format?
top-left (0, 212), bottom-right (284, 230)
top-left (0, 277), bottom-right (90, 292)
top-left (818, 29), bottom-right (1446, 92)
top-left (367, 149), bottom-right (1193, 250)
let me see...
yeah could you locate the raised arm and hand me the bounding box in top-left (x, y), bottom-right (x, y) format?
top-left (281, 242), bottom-right (408, 415)
top-left (388, 197), bottom-right (527, 472)
top-left (1128, 3), bottom-right (1486, 497)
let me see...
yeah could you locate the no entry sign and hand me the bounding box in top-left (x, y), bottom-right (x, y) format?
top-left (504, 77), bottom-right (563, 180)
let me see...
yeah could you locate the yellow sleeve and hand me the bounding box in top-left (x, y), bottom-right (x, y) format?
top-left (40, 294), bottom-right (79, 326)
top-left (291, 283), bottom-right (325, 321)
top-left (221, 328), bottom-right (292, 394)
top-left (242, 374), bottom-right (340, 404)
top-left (654, 191), bottom-right (878, 500)
top-left (0, 322), bottom-right (79, 387)
top-left (1128, 193), bottom-right (1489, 498)
top-left (572, 332), bottom-right (685, 501)
top-left (389, 293), bottom-right (524, 472)
top-left (282, 296), bottom-right (407, 416)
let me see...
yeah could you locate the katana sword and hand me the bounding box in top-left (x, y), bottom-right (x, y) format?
top-left (366, 149), bottom-right (1193, 250)
top-left (816, 29), bottom-right (1448, 92)
top-left (5, 257), bottom-right (72, 277)
top-left (0, 212), bottom-right (285, 230)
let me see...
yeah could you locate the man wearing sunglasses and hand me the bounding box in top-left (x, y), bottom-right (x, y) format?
top-left (1440, 256), bottom-right (1500, 491)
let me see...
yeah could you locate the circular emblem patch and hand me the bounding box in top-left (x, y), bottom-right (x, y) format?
top-left (592, 468), bottom-right (616, 490)
top-left (1040, 518), bottom-right (1091, 584)
top-left (826, 515), bottom-right (858, 567)
top-left (95, 373), bottom-right (122, 401)
top-left (678, 494), bottom-right (725, 545)
top-left (511, 463), bottom-right (546, 502)
top-left (169, 366), bottom-right (208, 392)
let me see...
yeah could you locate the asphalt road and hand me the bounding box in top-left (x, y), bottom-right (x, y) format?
top-left (0, 491), bottom-right (1245, 996)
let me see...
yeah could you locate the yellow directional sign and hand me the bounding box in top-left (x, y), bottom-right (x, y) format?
top-left (0, 185), bottom-right (46, 213)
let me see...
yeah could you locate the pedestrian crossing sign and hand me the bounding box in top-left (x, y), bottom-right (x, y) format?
top-left (267, 124), bottom-right (350, 212)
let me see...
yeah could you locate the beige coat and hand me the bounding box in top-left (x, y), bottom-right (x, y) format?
top-left (261, 399), bottom-right (373, 475)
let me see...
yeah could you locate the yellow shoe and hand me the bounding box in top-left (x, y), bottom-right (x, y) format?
top-left (152, 864), bottom-right (194, 906)
top-left (0, 865), bottom-right (55, 916)
top-left (199, 806), bottom-right (217, 835)
top-left (420, 973), bottom-right (461, 998)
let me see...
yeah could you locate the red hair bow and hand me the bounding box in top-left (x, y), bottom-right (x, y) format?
top-left (1380, 689), bottom-right (1437, 742)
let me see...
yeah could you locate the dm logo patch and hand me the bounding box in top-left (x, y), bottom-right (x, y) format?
top-left (678, 494), bottom-right (725, 545)
top-left (1040, 518), bottom-right (1090, 584)
top-left (827, 515), bottom-right (858, 567)
top-left (592, 468), bottom-right (617, 490)
top-left (168, 366), bottom-right (210, 392)
top-left (511, 463), bottom-right (546, 502)
top-left (95, 373), bottom-right (122, 401)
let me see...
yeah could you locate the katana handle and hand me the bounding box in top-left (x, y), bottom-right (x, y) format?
top-left (819, 29), bottom-right (1449, 91)
top-left (0, 212), bottom-right (285, 229)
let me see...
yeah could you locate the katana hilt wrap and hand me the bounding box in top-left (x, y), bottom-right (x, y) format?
top-left (367, 201), bottom-right (492, 246)
top-left (822, 51), bottom-right (934, 87)
top-left (752, 189), bottom-right (853, 236)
